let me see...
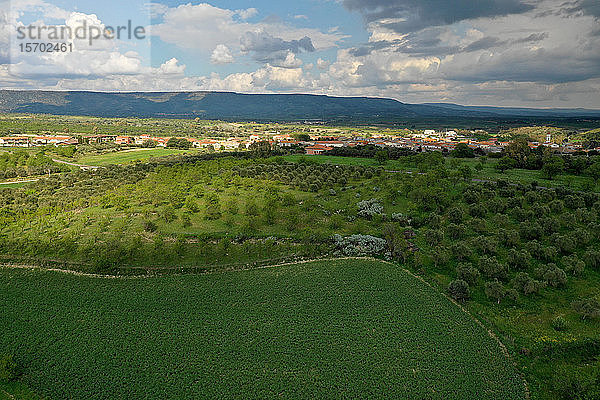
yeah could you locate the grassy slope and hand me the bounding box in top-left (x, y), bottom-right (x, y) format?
top-left (0, 259), bottom-right (525, 400)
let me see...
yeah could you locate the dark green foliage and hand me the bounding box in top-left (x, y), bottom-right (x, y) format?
top-left (448, 279), bottom-right (470, 302)
top-left (542, 156), bottom-right (565, 180)
top-left (485, 280), bottom-right (506, 304)
top-left (563, 255), bottom-right (586, 276)
top-left (552, 316), bottom-right (568, 332)
top-left (512, 272), bottom-right (545, 296)
top-left (584, 250), bottom-right (600, 271)
top-left (507, 249), bottom-right (531, 271)
top-left (572, 298), bottom-right (600, 320)
top-left (0, 354), bottom-right (19, 383)
top-left (451, 143), bottom-right (475, 158)
top-left (538, 264), bottom-right (568, 288)
top-left (166, 138), bottom-right (192, 149)
top-left (142, 220), bottom-right (157, 232)
top-left (0, 260), bottom-right (527, 399)
top-left (456, 263), bottom-right (480, 286)
top-left (552, 366), bottom-right (600, 400)
top-left (479, 256), bottom-right (508, 281)
top-left (447, 206), bottom-right (465, 224)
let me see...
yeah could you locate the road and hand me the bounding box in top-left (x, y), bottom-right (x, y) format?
top-left (0, 178), bottom-right (40, 185)
top-left (52, 158), bottom-right (100, 170)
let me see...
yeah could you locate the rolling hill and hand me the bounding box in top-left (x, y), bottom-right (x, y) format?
top-left (1, 90), bottom-right (600, 121)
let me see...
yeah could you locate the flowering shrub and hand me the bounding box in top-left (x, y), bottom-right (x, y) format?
top-left (332, 234), bottom-right (386, 256)
top-left (357, 198), bottom-right (384, 218)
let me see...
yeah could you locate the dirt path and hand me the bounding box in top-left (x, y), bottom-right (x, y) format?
top-left (0, 178), bottom-right (40, 185)
top-left (52, 158), bottom-right (100, 170)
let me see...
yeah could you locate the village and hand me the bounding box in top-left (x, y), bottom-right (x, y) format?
top-left (0, 129), bottom-right (593, 154)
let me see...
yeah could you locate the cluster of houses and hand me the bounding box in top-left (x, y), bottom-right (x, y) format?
top-left (0, 130), bottom-right (593, 154)
top-left (0, 135), bottom-right (78, 147)
top-left (299, 131), bottom-right (590, 155)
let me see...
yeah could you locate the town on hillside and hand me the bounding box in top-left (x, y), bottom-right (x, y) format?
top-left (1, 129), bottom-right (597, 154)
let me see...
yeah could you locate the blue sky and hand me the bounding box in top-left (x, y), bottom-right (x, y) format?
top-left (1, 0), bottom-right (600, 108)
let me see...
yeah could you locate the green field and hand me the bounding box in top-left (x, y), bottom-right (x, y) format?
top-left (0, 259), bottom-right (526, 399)
top-left (283, 155), bottom-right (600, 192)
top-left (75, 148), bottom-right (201, 166)
top-left (0, 180), bottom-right (37, 189)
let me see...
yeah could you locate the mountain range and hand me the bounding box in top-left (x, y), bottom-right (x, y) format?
top-left (1, 90), bottom-right (599, 121)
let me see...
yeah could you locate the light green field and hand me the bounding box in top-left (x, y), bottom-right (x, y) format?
top-left (0, 259), bottom-right (526, 399)
top-left (76, 148), bottom-right (200, 166)
top-left (0, 180), bottom-right (37, 189)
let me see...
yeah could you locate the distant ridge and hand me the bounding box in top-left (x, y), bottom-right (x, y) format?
top-left (1, 90), bottom-right (599, 121)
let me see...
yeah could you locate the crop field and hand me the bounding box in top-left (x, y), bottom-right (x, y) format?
top-left (0, 259), bottom-right (526, 399)
top-left (75, 148), bottom-right (200, 166)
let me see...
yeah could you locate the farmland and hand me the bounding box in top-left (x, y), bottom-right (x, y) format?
top-left (0, 147), bottom-right (599, 399)
top-left (75, 148), bottom-right (200, 166)
top-left (0, 259), bottom-right (526, 399)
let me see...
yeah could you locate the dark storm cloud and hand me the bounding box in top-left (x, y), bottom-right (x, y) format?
top-left (349, 31), bottom-right (548, 57)
top-left (240, 31), bottom-right (315, 64)
top-left (537, 0), bottom-right (600, 18)
top-left (558, 0), bottom-right (600, 17)
top-left (462, 32), bottom-right (548, 52)
top-left (342, 0), bottom-right (535, 33)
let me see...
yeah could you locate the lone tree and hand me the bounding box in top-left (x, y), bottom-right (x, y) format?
top-left (496, 156), bottom-right (517, 172)
top-left (585, 161), bottom-right (600, 183)
top-left (374, 150), bottom-right (389, 165)
top-left (166, 138), bottom-right (191, 149)
top-left (541, 156), bottom-right (565, 180)
top-left (448, 280), bottom-right (470, 302)
top-left (451, 143), bottom-right (475, 158)
top-left (485, 280), bottom-right (506, 304)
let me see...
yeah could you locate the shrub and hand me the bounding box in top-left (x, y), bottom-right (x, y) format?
top-left (423, 228), bottom-right (444, 246)
top-left (562, 255), bottom-right (585, 276)
top-left (485, 280), bottom-right (506, 304)
top-left (584, 250), bottom-right (600, 270)
top-left (181, 214), bottom-right (192, 228)
top-left (142, 220), bottom-right (158, 232)
top-left (498, 229), bottom-right (520, 248)
top-left (0, 354), bottom-right (19, 383)
top-left (479, 256), bottom-right (508, 281)
top-left (448, 280), bottom-right (470, 302)
top-left (391, 213), bottom-right (412, 225)
top-left (551, 315), bottom-right (568, 332)
top-left (573, 298), bottom-right (600, 320)
top-left (456, 263), bottom-right (480, 286)
top-left (332, 234), bottom-right (386, 257)
top-left (445, 223), bottom-right (466, 240)
top-left (541, 264), bottom-right (568, 288)
top-left (450, 241), bottom-right (472, 261)
top-left (357, 198), bottom-right (384, 219)
top-left (446, 207), bottom-right (465, 224)
top-left (554, 235), bottom-right (576, 254)
top-left (507, 249), bottom-right (531, 270)
top-left (513, 272), bottom-right (545, 296)
top-left (552, 366), bottom-right (600, 400)
top-left (476, 236), bottom-right (498, 255)
top-left (245, 200), bottom-right (259, 216)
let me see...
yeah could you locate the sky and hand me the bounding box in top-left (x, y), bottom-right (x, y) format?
top-left (1, 0), bottom-right (599, 108)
